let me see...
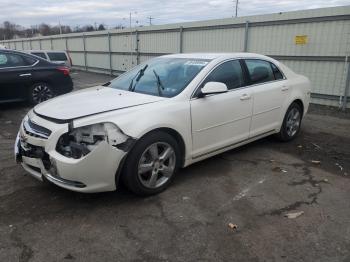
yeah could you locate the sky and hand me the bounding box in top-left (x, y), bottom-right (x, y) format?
top-left (1, 0), bottom-right (349, 28)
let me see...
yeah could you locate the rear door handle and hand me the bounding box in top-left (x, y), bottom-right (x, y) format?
top-left (19, 73), bottom-right (31, 77)
top-left (240, 93), bottom-right (251, 100)
top-left (281, 85), bottom-right (289, 91)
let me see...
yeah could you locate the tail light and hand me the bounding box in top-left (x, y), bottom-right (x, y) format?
top-left (57, 66), bottom-right (70, 76)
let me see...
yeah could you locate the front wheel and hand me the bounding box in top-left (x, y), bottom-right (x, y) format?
top-left (276, 102), bottom-right (303, 141)
top-left (29, 82), bottom-right (54, 104)
top-left (122, 131), bottom-right (180, 196)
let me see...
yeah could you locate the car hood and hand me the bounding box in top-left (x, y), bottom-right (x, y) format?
top-left (34, 86), bottom-right (165, 121)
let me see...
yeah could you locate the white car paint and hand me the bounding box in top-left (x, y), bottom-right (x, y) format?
top-left (24, 50), bottom-right (72, 68)
top-left (15, 53), bottom-right (311, 193)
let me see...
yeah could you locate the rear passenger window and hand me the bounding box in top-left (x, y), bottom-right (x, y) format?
top-left (0, 53), bottom-right (8, 68)
top-left (270, 62), bottom-right (284, 80)
top-left (31, 52), bottom-right (47, 59)
top-left (47, 52), bottom-right (67, 61)
top-left (245, 59), bottom-right (275, 84)
top-left (204, 60), bottom-right (244, 90)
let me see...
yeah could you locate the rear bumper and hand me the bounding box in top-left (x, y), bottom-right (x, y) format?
top-left (53, 77), bottom-right (73, 95)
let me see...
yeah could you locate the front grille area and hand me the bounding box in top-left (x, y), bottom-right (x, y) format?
top-left (19, 142), bottom-right (52, 170)
top-left (23, 118), bottom-right (52, 139)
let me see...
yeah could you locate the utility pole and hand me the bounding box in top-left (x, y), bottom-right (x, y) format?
top-left (129, 13), bottom-right (132, 29)
top-left (234, 0), bottom-right (239, 17)
top-left (128, 11), bottom-right (137, 66)
top-left (147, 16), bottom-right (154, 26)
top-left (59, 20), bottom-right (62, 34)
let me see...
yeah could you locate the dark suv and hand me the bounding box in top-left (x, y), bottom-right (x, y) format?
top-left (0, 49), bottom-right (73, 104)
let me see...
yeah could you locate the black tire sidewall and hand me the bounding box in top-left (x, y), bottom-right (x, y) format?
top-left (278, 102), bottom-right (303, 141)
top-left (122, 131), bottom-right (181, 196)
top-left (28, 82), bottom-right (54, 105)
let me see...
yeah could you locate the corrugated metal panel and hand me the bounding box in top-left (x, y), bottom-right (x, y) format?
top-left (86, 53), bottom-right (109, 68)
top-left (40, 39), bottom-right (51, 50)
top-left (183, 28), bottom-right (245, 52)
top-left (111, 34), bottom-right (134, 52)
top-left (12, 41), bottom-right (19, 50)
top-left (111, 54), bottom-right (136, 71)
top-left (280, 60), bottom-right (347, 96)
top-left (67, 38), bottom-right (83, 51)
top-left (139, 31), bottom-right (179, 53)
top-left (248, 20), bottom-right (350, 56)
top-left (139, 55), bottom-right (156, 64)
top-left (31, 40), bottom-right (40, 50)
top-left (52, 38), bottom-right (66, 50)
top-left (23, 41), bottom-right (31, 50)
top-left (70, 53), bottom-right (85, 66)
top-left (86, 35), bottom-right (108, 52)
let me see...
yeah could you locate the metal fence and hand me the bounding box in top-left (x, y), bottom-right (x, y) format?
top-left (2, 6), bottom-right (350, 108)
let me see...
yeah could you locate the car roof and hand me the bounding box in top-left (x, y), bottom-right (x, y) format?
top-left (161, 52), bottom-right (273, 61)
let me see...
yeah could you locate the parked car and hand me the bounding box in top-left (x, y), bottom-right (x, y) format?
top-left (15, 53), bottom-right (311, 195)
top-left (25, 50), bottom-right (72, 68)
top-left (0, 49), bottom-right (73, 104)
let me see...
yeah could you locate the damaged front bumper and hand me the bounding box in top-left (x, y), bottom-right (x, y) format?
top-left (15, 112), bottom-right (128, 193)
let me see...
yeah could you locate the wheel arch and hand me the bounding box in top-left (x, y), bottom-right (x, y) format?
top-left (115, 127), bottom-right (187, 188)
top-left (292, 98), bottom-right (304, 117)
top-left (134, 127), bottom-right (186, 167)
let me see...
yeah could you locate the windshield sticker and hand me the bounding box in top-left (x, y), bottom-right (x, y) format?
top-left (0, 54), bottom-right (7, 65)
top-left (185, 60), bottom-right (209, 66)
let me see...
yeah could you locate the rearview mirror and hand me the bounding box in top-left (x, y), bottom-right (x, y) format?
top-left (200, 82), bottom-right (228, 97)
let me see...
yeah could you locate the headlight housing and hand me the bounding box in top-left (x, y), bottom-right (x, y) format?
top-left (56, 123), bottom-right (131, 159)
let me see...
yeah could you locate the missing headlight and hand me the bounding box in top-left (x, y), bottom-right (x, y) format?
top-left (56, 123), bottom-right (132, 159)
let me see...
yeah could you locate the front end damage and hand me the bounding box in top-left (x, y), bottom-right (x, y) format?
top-left (15, 112), bottom-right (136, 193)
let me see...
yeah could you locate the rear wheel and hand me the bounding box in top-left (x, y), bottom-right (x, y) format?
top-left (29, 82), bottom-right (54, 104)
top-left (276, 102), bottom-right (302, 141)
top-left (122, 131), bottom-right (180, 196)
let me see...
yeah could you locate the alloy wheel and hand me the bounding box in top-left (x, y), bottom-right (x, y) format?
top-left (32, 84), bottom-right (53, 104)
top-left (137, 142), bottom-right (176, 189)
top-left (286, 107), bottom-right (301, 137)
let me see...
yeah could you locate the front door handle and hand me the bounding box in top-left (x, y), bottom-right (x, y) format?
top-left (240, 93), bottom-right (251, 100)
top-left (19, 73), bottom-right (31, 77)
top-left (281, 85), bottom-right (289, 91)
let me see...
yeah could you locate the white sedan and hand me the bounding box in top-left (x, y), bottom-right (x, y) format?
top-left (15, 53), bottom-right (310, 195)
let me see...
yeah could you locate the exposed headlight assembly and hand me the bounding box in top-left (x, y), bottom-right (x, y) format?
top-left (56, 123), bottom-right (134, 159)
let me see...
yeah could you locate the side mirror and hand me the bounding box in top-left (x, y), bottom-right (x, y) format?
top-left (200, 82), bottom-right (228, 97)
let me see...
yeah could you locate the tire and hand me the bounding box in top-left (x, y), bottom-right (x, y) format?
top-left (122, 131), bottom-right (181, 196)
top-left (28, 82), bottom-right (55, 105)
top-left (276, 102), bottom-right (303, 142)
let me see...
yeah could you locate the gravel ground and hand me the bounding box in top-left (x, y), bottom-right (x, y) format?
top-left (0, 71), bottom-right (349, 262)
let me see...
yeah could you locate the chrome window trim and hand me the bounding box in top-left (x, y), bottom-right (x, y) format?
top-left (190, 57), bottom-right (287, 100)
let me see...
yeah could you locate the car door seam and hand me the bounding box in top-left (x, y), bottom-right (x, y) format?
top-left (195, 115), bottom-right (251, 132)
top-left (254, 106), bottom-right (281, 116)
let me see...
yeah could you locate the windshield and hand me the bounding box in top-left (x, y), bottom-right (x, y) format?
top-left (108, 57), bottom-right (211, 97)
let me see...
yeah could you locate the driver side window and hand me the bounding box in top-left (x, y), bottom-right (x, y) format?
top-left (203, 60), bottom-right (244, 90)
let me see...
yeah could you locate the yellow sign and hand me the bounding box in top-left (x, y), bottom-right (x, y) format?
top-left (295, 35), bottom-right (308, 45)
